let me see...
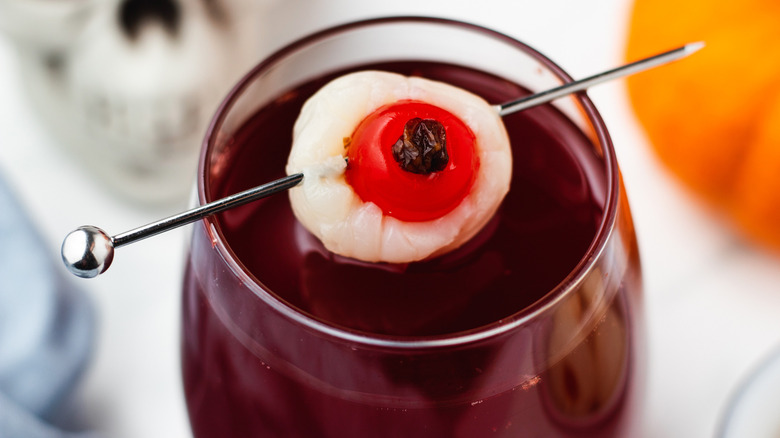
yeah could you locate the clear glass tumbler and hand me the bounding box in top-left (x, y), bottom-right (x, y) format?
top-left (181, 17), bottom-right (645, 438)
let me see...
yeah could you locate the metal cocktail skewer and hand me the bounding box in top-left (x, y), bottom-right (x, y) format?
top-left (61, 174), bottom-right (303, 278)
top-left (496, 41), bottom-right (704, 116)
top-left (61, 42), bottom-right (704, 278)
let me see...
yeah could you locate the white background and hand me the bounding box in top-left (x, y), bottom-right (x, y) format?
top-left (1, 1), bottom-right (779, 437)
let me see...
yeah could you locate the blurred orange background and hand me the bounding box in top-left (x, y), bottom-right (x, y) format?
top-left (625, 0), bottom-right (780, 251)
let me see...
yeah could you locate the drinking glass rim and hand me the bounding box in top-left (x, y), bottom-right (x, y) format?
top-left (197, 16), bottom-right (619, 350)
top-left (716, 345), bottom-right (780, 437)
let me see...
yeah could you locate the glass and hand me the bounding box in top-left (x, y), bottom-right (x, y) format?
top-left (718, 346), bottom-right (780, 438)
top-left (181, 17), bottom-right (644, 437)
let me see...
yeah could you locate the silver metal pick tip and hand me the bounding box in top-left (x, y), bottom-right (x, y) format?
top-left (61, 225), bottom-right (115, 279)
top-left (683, 41), bottom-right (706, 55)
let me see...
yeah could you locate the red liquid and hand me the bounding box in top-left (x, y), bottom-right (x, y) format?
top-left (182, 62), bottom-right (643, 437)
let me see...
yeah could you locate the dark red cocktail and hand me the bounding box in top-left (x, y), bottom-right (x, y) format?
top-left (182, 17), bottom-right (644, 437)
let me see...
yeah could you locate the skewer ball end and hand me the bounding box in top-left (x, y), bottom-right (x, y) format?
top-left (61, 225), bottom-right (115, 278)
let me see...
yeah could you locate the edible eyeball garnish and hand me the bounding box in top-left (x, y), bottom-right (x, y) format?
top-left (286, 71), bottom-right (512, 263)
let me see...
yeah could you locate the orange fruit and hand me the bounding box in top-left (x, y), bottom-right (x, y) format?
top-left (624, 0), bottom-right (780, 250)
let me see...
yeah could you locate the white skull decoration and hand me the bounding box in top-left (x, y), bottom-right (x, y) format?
top-left (0, 0), bottom-right (275, 204)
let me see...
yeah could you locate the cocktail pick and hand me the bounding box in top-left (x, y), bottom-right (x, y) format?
top-left (61, 174), bottom-right (303, 278)
top-left (61, 42), bottom-right (704, 278)
top-left (497, 41), bottom-right (703, 116)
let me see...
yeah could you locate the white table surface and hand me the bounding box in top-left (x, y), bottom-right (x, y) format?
top-left (1, 1), bottom-right (779, 437)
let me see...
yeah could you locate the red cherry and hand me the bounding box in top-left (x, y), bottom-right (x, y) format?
top-left (345, 100), bottom-right (479, 222)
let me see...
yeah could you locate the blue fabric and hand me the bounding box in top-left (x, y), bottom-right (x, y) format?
top-left (0, 174), bottom-right (96, 437)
